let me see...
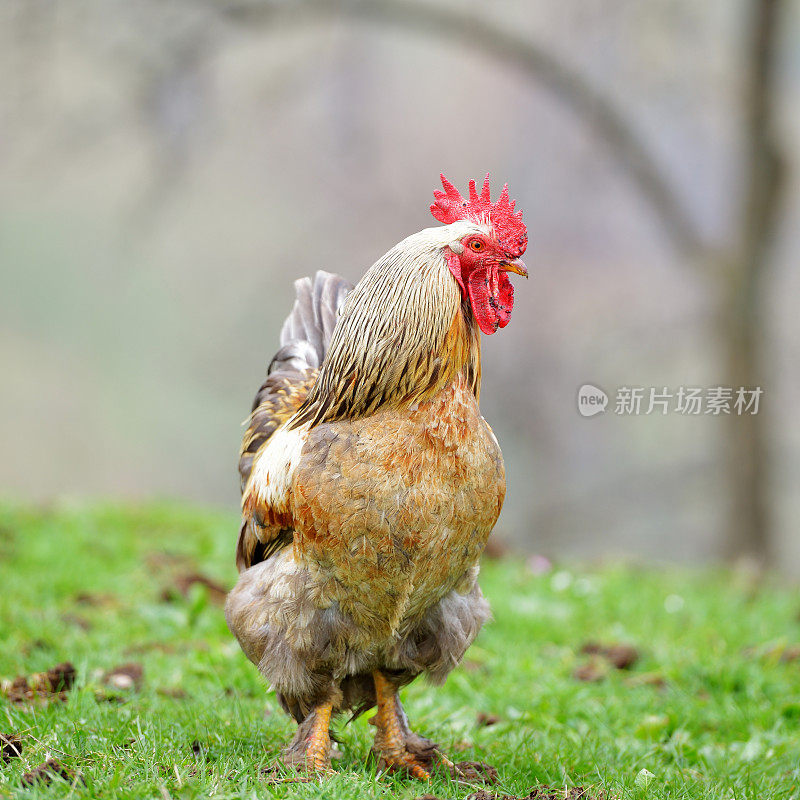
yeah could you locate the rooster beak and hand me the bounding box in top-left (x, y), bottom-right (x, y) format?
top-left (499, 258), bottom-right (528, 278)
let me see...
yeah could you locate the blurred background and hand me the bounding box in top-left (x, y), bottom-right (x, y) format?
top-left (1, 0), bottom-right (798, 570)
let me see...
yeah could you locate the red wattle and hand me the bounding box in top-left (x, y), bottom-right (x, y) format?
top-left (449, 254), bottom-right (516, 335)
top-left (496, 271), bottom-right (514, 328)
top-left (465, 267), bottom-right (496, 335)
top-left (467, 267), bottom-right (514, 335)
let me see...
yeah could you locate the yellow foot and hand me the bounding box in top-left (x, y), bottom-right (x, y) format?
top-left (371, 672), bottom-right (436, 781)
top-left (282, 701), bottom-right (334, 775)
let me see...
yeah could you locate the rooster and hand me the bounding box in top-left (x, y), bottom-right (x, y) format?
top-left (226, 175), bottom-right (528, 778)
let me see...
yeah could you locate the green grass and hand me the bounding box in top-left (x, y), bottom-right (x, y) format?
top-left (0, 501), bottom-right (798, 799)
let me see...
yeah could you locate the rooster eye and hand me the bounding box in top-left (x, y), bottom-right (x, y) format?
top-left (469, 240), bottom-right (484, 252)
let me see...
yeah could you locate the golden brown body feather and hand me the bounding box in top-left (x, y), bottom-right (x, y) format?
top-left (292, 369), bottom-right (503, 641)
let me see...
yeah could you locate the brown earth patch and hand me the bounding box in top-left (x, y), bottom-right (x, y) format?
top-left (581, 642), bottom-right (639, 669)
top-left (2, 662), bottom-right (76, 704)
top-left (21, 759), bottom-right (81, 787)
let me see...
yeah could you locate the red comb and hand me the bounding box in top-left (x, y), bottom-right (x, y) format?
top-left (430, 173), bottom-right (527, 257)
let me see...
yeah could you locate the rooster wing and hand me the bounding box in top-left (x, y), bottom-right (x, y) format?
top-left (236, 270), bottom-right (351, 570)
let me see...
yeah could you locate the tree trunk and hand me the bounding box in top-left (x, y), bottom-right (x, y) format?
top-left (721, 0), bottom-right (785, 563)
top-left (720, 263), bottom-right (771, 562)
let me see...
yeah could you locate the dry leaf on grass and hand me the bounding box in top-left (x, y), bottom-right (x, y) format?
top-left (624, 671), bottom-right (667, 689)
top-left (467, 786), bottom-right (605, 800)
top-left (161, 572), bottom-right (228, 605)
top-left (780, 646), bottom-right (800, 662)
top-left (21, 759), bottom-right (81, 787)
top-left (93, 690), bottom-right (127, 704)
top-left (157, 687), bottom-right (187, 699)
top-left (73, 592), bottom-right (113, 606)
top-left (581, 642), bottom-right (639, 669)
top-left (572, 661), bottom-right (608, 683)
top-left (529, 788), bottom-right (604, 800)
top-left (103, 662), bottom-right (144, 691)
top-left (61, 613), bottom-right (92, 631)
top-left (0, 734), bottom-right (22, 762)
top-left (476, 712), bottom-right (501, 727)
top-left (145, 550), bottom-right (228, 606)
top-left (452, 761), bottom-right (499, 783)
top-left (2, 662), bottom-right (76, 704)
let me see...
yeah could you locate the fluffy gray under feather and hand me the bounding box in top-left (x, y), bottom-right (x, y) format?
top-left (225, 548), bottom-right (490, 721)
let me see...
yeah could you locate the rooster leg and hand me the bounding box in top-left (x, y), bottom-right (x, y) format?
top-left (282, 700), bottom-right (334, 774)
top-left (371, 671), bottom-right (437, 780)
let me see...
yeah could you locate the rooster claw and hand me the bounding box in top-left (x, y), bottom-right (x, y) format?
top-left (374, 750), bottom-right (432, 781)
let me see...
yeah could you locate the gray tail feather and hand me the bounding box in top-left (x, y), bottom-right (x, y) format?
top-left (268, 270), bottom-right (353, 375)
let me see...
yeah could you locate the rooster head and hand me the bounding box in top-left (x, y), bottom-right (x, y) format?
top-left (431, 174), bottom-right (528, 335)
